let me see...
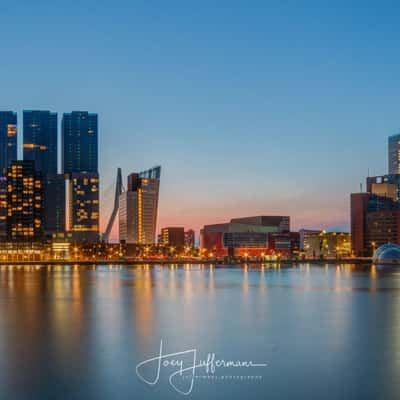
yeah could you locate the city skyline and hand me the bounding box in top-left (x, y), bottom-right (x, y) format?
top-left (0, 106), bottom-right (394, 240)
top-left (2, 2), bottom-right (400, 238)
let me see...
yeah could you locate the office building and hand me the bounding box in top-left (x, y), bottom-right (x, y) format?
top-left (6, 161), bottom-right (43, 241)
top-left (367, 175), bottom-right (400, 201)
top-left (161, 227), bottom-right (185, 248)
top-left (200, 215), bottom-right (292, 257)
top-left (0, 111), bottom-right (17, 174)
top-left (0, 176), bottom-right (7, 240)
top-left (62, 112), bottom-right (98, 174)
top-left (303, 231), bottom-right (351, 258)
top-left (23, 110), bottom-right (57, 175)
top-left (299, 228), bottom-right (322, 250)
top-left (351, 192), bottom-right (400, 256)
top-left (68, 172), bottom-right (99, 242)
top-left (184, 229), bottom-right (195, 247)
top-left (62, 112), bottom-right (99, 242)
top-left (119, 166), bottom-right (161, 244)
top-left (23, 110), bottom-right (63, 236)
top-left (388, 133), bottom-right (400, 175)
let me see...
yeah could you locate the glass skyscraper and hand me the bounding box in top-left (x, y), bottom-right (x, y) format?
top-left (62, 112), bottom-right (99, 242)
top-left (388, 133), bottom-right (400, 175)
top-left (23, 110), bottom-right (58, 175)
top-left (0, 111), bottom-right (17, 175)
top-left (62, 111), bottom-right (98, 174)
top-left (23, 110), bottom-right (65, 236)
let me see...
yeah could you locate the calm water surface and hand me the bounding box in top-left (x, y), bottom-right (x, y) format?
top-left (0, 263), bottom-right (399, 400)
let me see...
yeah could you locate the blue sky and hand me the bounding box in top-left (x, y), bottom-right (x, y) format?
top-left (1, 0), bottom-right (399, 237)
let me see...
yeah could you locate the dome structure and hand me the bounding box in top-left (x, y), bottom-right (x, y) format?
top-left (373, 243), bottom-right (395, 260)
top-left (373, 244), bottom-right (400, 264)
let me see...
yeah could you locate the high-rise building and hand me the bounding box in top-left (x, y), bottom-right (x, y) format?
top-left (62, 112), bottom-right (99, 242)
top-left (0, 111), bottom-right (17, 174)
top-left (23, 110), bottom-right (57, 175)
top-left (62, 112), bottom-right (98, 174)
top-left (68, 172), bottom-right (99, 242)
top-left (23, 110), bottom-right (65, 236)
top-left (119, 166), bottom-right (161, 244)
top-left (388, 134), bottom-right (400, 175)
top-left (6, 161), bottom-right (43, 241)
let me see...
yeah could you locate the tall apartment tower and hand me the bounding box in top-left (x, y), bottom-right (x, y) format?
top-left (119, 166), bottom-right (161, 244)
top-left (6, 161), bottom-right (43, 241)
top-left (0, 111), bottom-right (17, 175)
top-left (388, 133), bottom-right (400, 175)
top-left (62, 111), bottom-right (98, 174)
top-left (62, 112), bottom-right (99, 242)
top-left (23, 110), bottom-right (58, 175)
top-left (23, 110), bottom-right (65, 236)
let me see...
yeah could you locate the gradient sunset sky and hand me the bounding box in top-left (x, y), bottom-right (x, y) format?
top-left (1, 1), bottom-right (399, 239)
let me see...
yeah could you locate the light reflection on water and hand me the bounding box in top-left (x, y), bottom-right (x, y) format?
top-left (0, 263), bottom-right (399, 399)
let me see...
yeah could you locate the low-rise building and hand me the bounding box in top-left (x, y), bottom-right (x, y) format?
top-left (303, 231), bottom-right (351, 258)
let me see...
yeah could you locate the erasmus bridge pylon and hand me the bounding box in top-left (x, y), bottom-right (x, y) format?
top-left (103, 167), bottom-right (123, 242)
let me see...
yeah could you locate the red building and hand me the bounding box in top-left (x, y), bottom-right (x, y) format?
top-left (351, 192), bottom-right (400, 256)
top-left (351, 193), bottom-right (370, 256)
top-left (200, 216), bottom-right (298, 257)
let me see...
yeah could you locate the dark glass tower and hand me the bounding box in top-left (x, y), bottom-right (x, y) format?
top-left (23, 110), bottom-right (57, 175)
top-left (0, 111), bottom-right (17, 175)
top-left (44, 174), bottom-right (66, 235)
top-left (23, 111), bottom-right (65, 236)
top-left (62, 112), bottom-right (98, 174)
top-left (62, 112), bottom-right (99, 242)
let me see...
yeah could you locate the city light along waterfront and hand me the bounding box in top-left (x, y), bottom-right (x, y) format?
top-left (0, 262), bottom-right (398, 400)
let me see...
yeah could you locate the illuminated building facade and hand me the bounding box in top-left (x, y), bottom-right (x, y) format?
top-left (161, 227), bottom-right (185, 247)
top-left (0, 111), bottom-right (17, 174)
top-left (68, 172), bottom-right (99, 242)
top-left (0, 176), bottom-right (7, 240)
top-left (299, 229), bottom-right (322, 250)
top-left (62, 112), bottom-right (98, 174)
top-left (303, 231), bottom-right (351, 258)
top-left (6, 161), bottom-right (43, 241)
top-left (200, 215), bottom-right (292, 257)
top-left (119, 167), bottom-right (161, 244)
top-left (23, 110), bottom-right (57, 175)
top-left (388, 133), bottom-right (400, 175)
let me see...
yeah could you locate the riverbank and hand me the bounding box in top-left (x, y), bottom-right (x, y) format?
top-left (0, 258), bottom-right (374, 266)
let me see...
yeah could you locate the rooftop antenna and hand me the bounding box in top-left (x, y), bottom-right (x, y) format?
top-left (360, 183), bottom-right (362, 192)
